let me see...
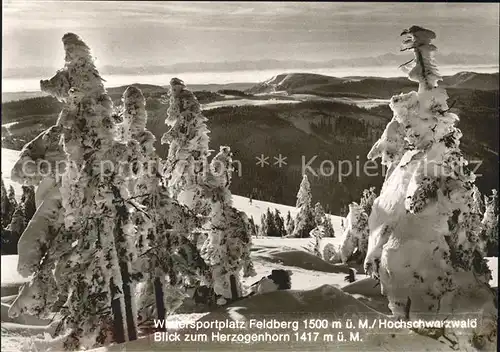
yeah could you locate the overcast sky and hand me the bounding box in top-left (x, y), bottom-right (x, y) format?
top-left (2, 1), bottom-right (499, 70)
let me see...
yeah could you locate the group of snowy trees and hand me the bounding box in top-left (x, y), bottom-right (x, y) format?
top-left (258, 174), bottom-right (335, 240)
top-left (1, 177), bottom-right (35, 254)
top-left (7, 33), bottom-right (254, 350)
top-left (259, 208), bottom-right (287, 237)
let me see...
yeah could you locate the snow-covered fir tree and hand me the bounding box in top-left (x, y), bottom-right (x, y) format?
top-left (285, 211), bottom-right (295, 236)
top-left (201, 146), bottom-right (253, 303)
top-left (364, 26), bottom-right (496, 348)
top-left (266, 208), bottom-right (278, 237)
top-left (161, 78), bottom-right (211, 214)
top-left (359, 187), bottom-right (377, 217)
top-left (322, 243), bottom-right (342, 264)
top-left (307, 227), bottom-right (323, 258)
top-left (259, 212), bottom-right (268, 237)
top-left (1, 175), bottom-right (15, 227)
top-left (1, 186), bottom-right (37, 255)
top-left (471, 185), bottom-right (485, 215)
top-left (7, 205), bottom-right (26, 241)
top-left (481, 189), bottom-right (498, 257)
top-left (259, 208), bottom-right (280, 237)
top-left (248, 216), bottom-right (258, 237)
top-left (314, 202), bottom-right (326, 227)
top-left (273, 210), bottom-right (287, 237)
top-left (8, 186), bottom-right (17, 212)
top-left (292, 175), bottom-right (315, 238)
top-left (21, 185), bottom-right (36, 225)
top-left (322, 216), bottom-right (335, 238)
top-left (9, 33), bottom-right (143, 349)
top-left (310, 202), bottom-right (335, 239)
top-left (340, 203), bottom-right (369, 264)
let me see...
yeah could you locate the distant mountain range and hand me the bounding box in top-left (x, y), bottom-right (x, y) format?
top-left (3, 52), bottom-right (498, 78)
top-left (248, 71), bottom-right (500, 96)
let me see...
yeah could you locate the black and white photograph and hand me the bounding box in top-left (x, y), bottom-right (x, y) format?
top-left (1, 1), bottom-right (498, 351)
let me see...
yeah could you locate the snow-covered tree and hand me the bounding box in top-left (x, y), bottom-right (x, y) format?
top-left (481, 189), bottom-right (498, 257)
top-left (8, 186), bottom-right (17, 211)
top-left (265, 208), bottom-right (278, 237)
top-left (292, 175), bottom-right (315, 238)
top-left (1, 176), bottom-right (16, 228)
top-left (201, 146), bottom-right (253, 303)
top-left (6, 206), bottom-right (26, 244)
top-left (364, 26), bottom-right (496, 348)
top-left (273, 210), bottom-right (286, 237)
top-left (9, 33), bottom-right (140, 349)
top-left (340, 203), bottom-right (369, 264)
top-left (248, 216), bottom-right (258, 237)
top-left (322, 243), bottom-right (342, 264)
top-left (471, 185), bottom-right (485, 215)
top-left (242, 250), bottom-right (257, 278)
top-left (285, 211), bottom-right (295, 236)
top-left (56, 33), bottom-right (143, 348)
top-left (259, 212), bottom-right (268, 237)
top-left (161, 78), bottom-right (211, 214)
top-left (307, 227), bottom-right (323, 258)
top-left (322, 216), bottom-right (335, 238)
top-left (314, 202), bottom-right (326, 227)
top-left (310, 202), bottom-right (335, 240)
top-left (359, 187), bottom-right (377, 217)
top-left (21, 185), bottom-right (36, 224)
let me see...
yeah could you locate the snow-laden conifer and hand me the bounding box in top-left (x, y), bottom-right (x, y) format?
top-left (1, 175), bottom-right (15, 227)
top-left (201, 146), bottom-right (253, 302)
top-left (292, 175), bottom-right (315, 238)
top-left (481, 189), bottom-right (498, 256)
top-left (364, 26), bottom-right (496, 348)
top-left (161, 78), bottom-right (211, 214)
top-left (314, 202), bottom-right (326, 227)
top-left (10, 33), bottom-right (140, 349)
top-left (285, 211), bottom-right (295, 237)
top-left (340, 203), bottom-right (369, 263)
top-left (322, 216), bottom-right (335, 238)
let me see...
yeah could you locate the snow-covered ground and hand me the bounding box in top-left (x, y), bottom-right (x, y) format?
top-left (201, 98), bottom-right (300, 110)
top-left (287, 94), bottom-right (389, 109)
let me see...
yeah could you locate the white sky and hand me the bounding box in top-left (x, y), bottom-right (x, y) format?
top-left (2, 1), bottom-right (499, 69)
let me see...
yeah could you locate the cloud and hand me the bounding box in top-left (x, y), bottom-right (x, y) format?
top-left (2, 1), bottom-right (498, 69)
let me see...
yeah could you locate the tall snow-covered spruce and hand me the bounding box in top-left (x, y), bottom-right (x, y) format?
top-left (161, 79), bottom-right (253, 303)
top-left (292, 175), bottom-right (315, 238)
top-left (364, 26), bottom-right (496, 348)
top-left (340, 203), bottom-right (369, 264)
top-left (161, 78), bottom-right (211, 214)
top-left (481, 189), bottom-right (498, 256)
